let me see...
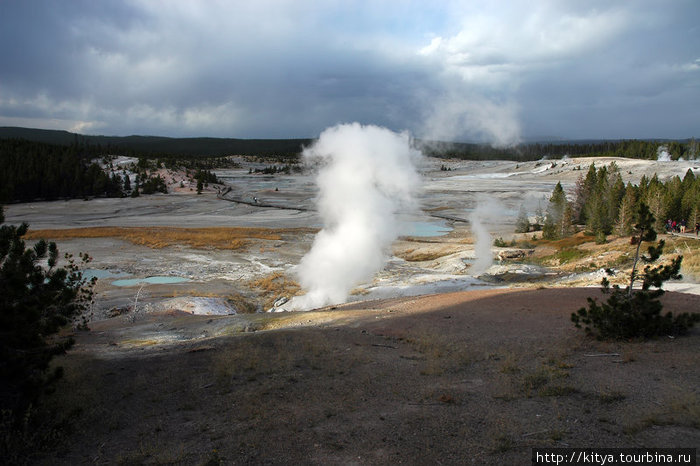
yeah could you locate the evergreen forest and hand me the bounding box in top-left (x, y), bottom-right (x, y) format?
top-left (531, 162), bottom-right (700, 241)
top-left (421, 138), bottom-right (698, 161)
top-left (0, 139), bottom-right (124, 202)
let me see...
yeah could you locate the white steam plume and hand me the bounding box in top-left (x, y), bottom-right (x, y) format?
top-left (286, 123), bottom-right (421, 311)
top-left (468, 198), bottom-right (503, 275)
top-left (657, 145), bottom-right (671, 162)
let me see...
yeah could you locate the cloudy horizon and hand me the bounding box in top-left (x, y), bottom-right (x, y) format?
top-left (1, 1), bottom-right (698, 143)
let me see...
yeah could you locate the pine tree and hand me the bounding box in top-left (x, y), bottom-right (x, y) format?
top-left (543, 182), bottom-right (571, 240)
top-left (645, 181), bottom-right (666, 232)
top-left (1, 206), bottom-right (94, 419)
top-left (607, 173), bottom-right (626, 231)
top-left (573, 163), bottom-right (597, 224)
top-left (615, 185), bottom-right (637, 236)
top-left (584, 167), bottom-right (608, 237)
top-left (681, 184), bottom-right (700, 227)
top-left (572, 202), bottom-right (698, 339)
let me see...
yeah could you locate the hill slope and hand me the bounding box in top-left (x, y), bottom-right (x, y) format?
top-left (0, 126), bottom-right (312, 157)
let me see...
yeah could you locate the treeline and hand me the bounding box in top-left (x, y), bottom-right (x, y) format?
top-left (0, 127), bottom-right (311, 158)
top-left (524, 163), bottom-right (700, 241)
top-left (0, 138), bottom-right (234, 202)
top-left (4, 126), bottom-right (698, 162)
top-left (0, 139), bottom-right (123, 202)
top-left (248, 164), bottom-right (297, 175)
top-left (420, 139), bottom-right (699, 161)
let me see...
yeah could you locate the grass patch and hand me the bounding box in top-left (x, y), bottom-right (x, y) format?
top-left (404, 331), bottom-right (475, 375)
top-left (491, 433), bottom-right (515, 453)
top-left (522, 369), bottom-right (549, 394)
top-left (25, 226), bottom-right (317, 250)
top-left (624, 390), bottom-right (700, 434)
top-left (667, 237), bottom-right (700, 278)
top-left (598, 390), bottom-right (626, 404)
top-left (556, 248), bottom-right (588, 264)
top-left (520, 359), bottom-right (575, 397)
top-left (540, 385), bottom-right (578, 397)
top-left (545, 233), bottom-right (596, 249)
top-left (499, 352), bottom-right (521, 374)
top-left (212, 331), bottom-right (345, 387)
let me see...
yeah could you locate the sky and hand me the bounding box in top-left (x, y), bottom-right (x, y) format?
top-left (0, 0), bottom-right (698, 144)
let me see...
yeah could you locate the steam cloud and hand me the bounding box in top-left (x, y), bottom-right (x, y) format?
top-left (468, 198), bottom-right (503, 275)
top-left (422, 93), bottom-right (521, 148)
top-left (657, 145), bottom-right (671, 162)
top-left (286, 123), bottom-right (421, 311)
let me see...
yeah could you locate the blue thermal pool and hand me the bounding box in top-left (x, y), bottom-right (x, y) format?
top-left (404, 221), bottom-right (452, 237)
top-left (111, 276), bottom-right (191, 287)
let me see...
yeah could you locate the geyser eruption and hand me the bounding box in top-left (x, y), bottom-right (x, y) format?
top-left (468, 198), bottom-right (503, 275)
top-left (287, 123), bottom-right (421, 311)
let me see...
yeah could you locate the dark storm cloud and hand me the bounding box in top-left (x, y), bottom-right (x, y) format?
top-left (0, 0), bottom-right (698, 141)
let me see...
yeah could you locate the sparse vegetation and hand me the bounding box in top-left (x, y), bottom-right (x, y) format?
top-left (519, 359), bottom-right (575, 398)
top-left (624, 389), bottom-right (700, 434)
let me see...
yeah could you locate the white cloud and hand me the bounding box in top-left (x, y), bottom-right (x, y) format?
top-left (677, 59), bottom-right (700, 72)
top-left (182, 102), bottom-right (240, 132)
top-left (419, 2), bottom-right (630, 84)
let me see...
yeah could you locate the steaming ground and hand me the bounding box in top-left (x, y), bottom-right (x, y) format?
top-left (5, 155), bottom-right (700, 318)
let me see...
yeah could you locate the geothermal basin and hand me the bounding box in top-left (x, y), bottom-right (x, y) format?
top-left (5, 155), bottom-right (699, 317)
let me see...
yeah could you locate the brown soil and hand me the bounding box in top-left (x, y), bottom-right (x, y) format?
top-left (39, 287), bottom-right (700, 465)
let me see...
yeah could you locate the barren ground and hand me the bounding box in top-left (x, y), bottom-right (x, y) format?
top-left (38, 288), bottom-right (700, 465)
top-left (3, 156), bottom-right (700, 464)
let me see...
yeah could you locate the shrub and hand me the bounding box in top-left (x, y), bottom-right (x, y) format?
top-left (493, 237), bottom-right (511, 247)
top-left (572, 203), bottom-right (699, 339)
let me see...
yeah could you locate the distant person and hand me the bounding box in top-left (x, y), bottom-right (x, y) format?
top-left (696, 222), bottom-right (699, 237)
top-left (680, 219), bottom-right (686, 233)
